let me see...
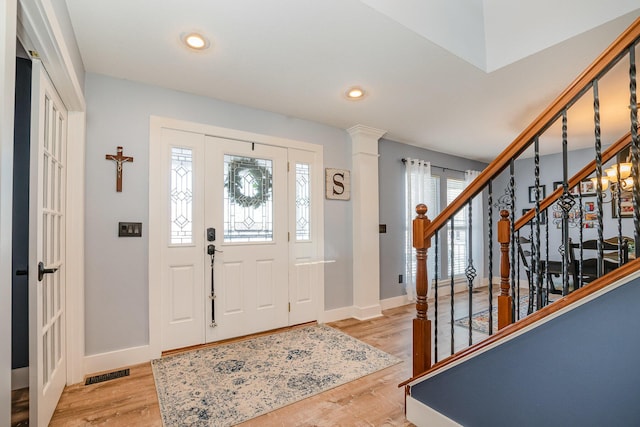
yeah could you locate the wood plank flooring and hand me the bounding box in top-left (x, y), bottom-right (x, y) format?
top-left (14, 288), bottom-right (499, 426)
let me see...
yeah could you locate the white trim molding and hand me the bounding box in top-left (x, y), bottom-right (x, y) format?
top-left (83, 345), bottom-right (152, 377)
top-left (323, 295), bottom-right (411, 323)
top-left (380, 294), bottom-right (411, 310)
top-left (406, 395), bottom-right (462, 427)
top-left (65, 111), bottom-right (86, 384)
top-left (322, 306), bottom-right (355, 323)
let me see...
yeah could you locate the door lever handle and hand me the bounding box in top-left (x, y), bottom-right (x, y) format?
top-left (38, 262), bottom-right (58, 282)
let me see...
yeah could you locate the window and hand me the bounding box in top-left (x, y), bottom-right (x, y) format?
top-left (295, 162), bottom-right (311, 240)
top-left (404, 161), bottom-right (440, 299)
top-left (223, 155), bottom-right (274, 242)
top-left (170, 147), bottom-right (193, 245)
top-left (446, 178), bottom-right (467, 276)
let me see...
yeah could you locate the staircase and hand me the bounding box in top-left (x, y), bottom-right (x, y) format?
top-left (402, 16), bottom-right (640, 426)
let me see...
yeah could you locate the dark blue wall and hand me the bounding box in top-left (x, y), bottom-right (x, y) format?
top-left (411, 277), bottom-right (640, 427)
top-left (12, 57), bottom-right (31, 370)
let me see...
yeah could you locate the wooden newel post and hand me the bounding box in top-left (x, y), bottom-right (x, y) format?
top-left (497, 210), bottom-right (513, 329)
top-left (413, 203), bottom-right (432, 376)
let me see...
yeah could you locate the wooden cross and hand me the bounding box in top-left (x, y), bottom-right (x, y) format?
top-left (105, 146), bottom-right (134, 192)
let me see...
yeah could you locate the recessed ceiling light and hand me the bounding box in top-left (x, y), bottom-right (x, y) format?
top-left (182, 33), bottom-right (209, 50)
top-left (345, 87), bottom-right (366, 100)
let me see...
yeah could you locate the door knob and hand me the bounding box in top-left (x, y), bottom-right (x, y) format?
top-left (38, 262), bottom-right (58, 282)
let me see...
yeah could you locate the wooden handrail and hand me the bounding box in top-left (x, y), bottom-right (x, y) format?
top-left (400, 256), bottom-right (640, 388)
top-left (516, 132), bottom-right (631, 231)
top-left (423, 17), bottom-right (640, 241)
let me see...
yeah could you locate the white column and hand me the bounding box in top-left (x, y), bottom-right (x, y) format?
top-left (348, 125), bottom-right (386, 320)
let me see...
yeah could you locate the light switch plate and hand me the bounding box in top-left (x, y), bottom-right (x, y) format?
top-left (118, 222), bottom-right (142, 237)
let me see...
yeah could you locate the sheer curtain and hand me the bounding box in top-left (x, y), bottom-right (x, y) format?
top-left (465, 170), bottom-right (485, 284)
top-left (405, 159), bottom-right (438, 301)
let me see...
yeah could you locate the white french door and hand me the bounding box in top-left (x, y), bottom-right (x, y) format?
top-left (204, 137), bottom-right (288, 342)
top-left (158, 126), bottom-right (321, 351)
top-left (29, 61), bottom-right (67, 426)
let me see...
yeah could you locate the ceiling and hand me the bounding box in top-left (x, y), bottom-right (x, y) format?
top-left (64, 0), bottom-right (640, 162)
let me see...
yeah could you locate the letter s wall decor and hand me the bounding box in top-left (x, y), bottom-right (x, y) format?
top-left (325, 168), bottom-right (350, 200)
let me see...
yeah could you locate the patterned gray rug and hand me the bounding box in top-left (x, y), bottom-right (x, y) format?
top-left (151, 324), bottom-right (401, 427)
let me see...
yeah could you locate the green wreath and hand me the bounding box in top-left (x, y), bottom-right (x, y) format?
top-left (225, 158), bottom-right (273, 208)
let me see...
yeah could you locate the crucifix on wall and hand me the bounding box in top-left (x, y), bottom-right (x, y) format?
top-left (105, 146), bottom-right (134, 192)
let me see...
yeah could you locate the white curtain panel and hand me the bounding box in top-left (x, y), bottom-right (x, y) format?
top-left (465, 170), bottom-right (485, 286)
top-left (405, 159), bottom-right (437, 301)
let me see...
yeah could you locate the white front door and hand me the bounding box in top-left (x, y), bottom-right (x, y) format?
top-left (29, 61), bottom-right (67, 426)
top-left (158, 126), bottom-right (322, 351)
top-left (204, 137), bottom-right (288, 342)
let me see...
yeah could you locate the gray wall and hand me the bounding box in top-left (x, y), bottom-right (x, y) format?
top-left (491, 146), bottom-right (635, 281)
top-left (84, 73), bottom-right (353, 355)
top-left (378, 139), bottom-right (487, 300)
top-left (411, 275), bottom-right (640, 426)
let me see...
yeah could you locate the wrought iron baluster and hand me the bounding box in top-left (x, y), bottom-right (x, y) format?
top-left (509, 159), bottom-right (516, 320)
top-left (593, 79), bottom-right (604, 276)
top-left (559, 110), bottom-right (574, 295)
top-left (488, 180), bottom-right (494, 336)
top-left (466, 200), bottom-right (476, 346)
top-left (534, 137), bottom-right (542, 310)
top-left (629, 44), bottom-right (640, 258)
top-left (450, 218), bottom-right (455, 356)
top-left (616, 147), bottom-right (623, 267)
top-left (527, 224), bottom-right (534, 316)
top-left (434, 230), bottom-right (439, 363)
top-left (519, 230), bottom-right (530, 316)
top-left (545, 209), bottom-right (549, 306)
top-left (579, 188), bottom-right (584, 289)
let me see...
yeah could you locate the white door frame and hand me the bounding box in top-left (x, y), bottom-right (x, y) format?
top-left (16, 0), bottom-right (87, 390)
top-left (149, 116), bottom-right (325, 358)
top-left (1, 1), bottom-right (18, 424)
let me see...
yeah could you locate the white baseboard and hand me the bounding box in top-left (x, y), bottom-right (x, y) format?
top-left (323, 305), bottom-right (355, 323)
top-left (380, 294), bottom-right (411, 310)
top-left (406, 395), bottom-right (462, 427)
top-left (324, 295), bottom-right (413, 323)
top-left (12, 367), bottom-right (29, 390)
top-left (352, 304), bottom-right (383, 320)
top-left (83, 344), bottom-right (151, 378)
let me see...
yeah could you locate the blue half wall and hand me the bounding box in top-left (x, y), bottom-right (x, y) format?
top-left (410, 277), bottom-right (640, 426)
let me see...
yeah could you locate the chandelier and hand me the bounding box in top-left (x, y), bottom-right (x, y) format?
top-left (591, 162), bottom-right (633, 193)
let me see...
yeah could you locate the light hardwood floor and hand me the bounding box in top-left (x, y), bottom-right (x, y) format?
top-left (13, 288), bottom-right (499, 426)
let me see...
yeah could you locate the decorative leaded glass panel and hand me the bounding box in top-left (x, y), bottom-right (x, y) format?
top-left (170, 147), bottom-right (193, 244)
top-left (296, 163), bottom-right (311, 240)
top-left (224, 155), bottom-right (273, 242)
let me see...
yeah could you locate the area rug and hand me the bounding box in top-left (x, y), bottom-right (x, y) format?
top-left (454, 297), bottom-right (530, 335)
top-left (151, 324), bottom-right (401, 427)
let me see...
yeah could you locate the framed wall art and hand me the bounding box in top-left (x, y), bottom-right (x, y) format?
top-left (528, 185), bottom-right (546, 203)
top-left (612, 191), bottom-right (634, 218)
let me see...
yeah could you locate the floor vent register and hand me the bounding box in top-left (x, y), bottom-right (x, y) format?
top-left (84, 368), bottom-right (130, 385)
